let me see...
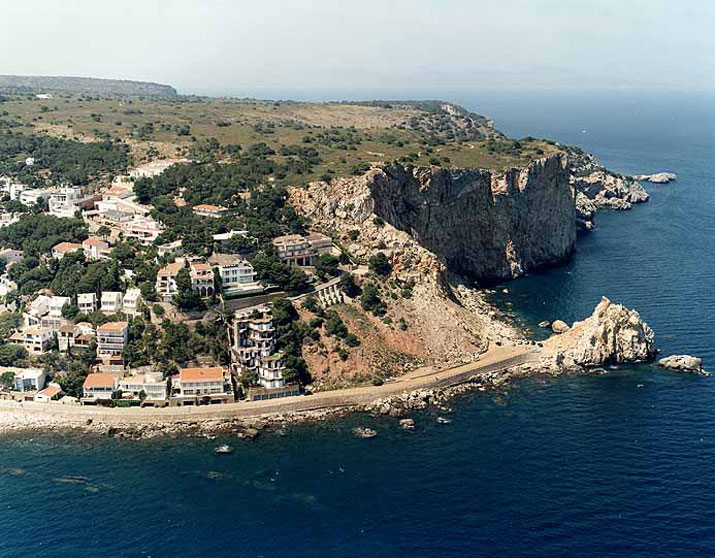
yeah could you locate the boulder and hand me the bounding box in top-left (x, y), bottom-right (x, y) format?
top-left (538, 320), bottom-right (551, 329)
top-left (551, 320), bottom-right (570, 333)
top-left (658, 355), bottom-right (705, 374)
top-left (544, 297), bottom-right (656, 368)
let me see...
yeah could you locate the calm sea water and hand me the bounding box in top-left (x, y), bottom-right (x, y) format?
top-left (1, 91), bottom-right (713, 558)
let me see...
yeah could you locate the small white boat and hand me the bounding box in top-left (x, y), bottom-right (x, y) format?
top-left (436, 417), bottom-right (452, 425)
top-left (215, 444), bottom-right (233, 455)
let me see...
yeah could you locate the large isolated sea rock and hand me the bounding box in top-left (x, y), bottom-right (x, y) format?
top-left (543, 297), bottom-right (656, 368)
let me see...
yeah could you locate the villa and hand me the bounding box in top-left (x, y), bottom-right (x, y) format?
top-left (11, 368), bottom-right (47, 393)
top-left (101, 291), bottom-right (124, 315)
top-left (190, 262), bottom-right (215, 297)
top-left (82, 237), bottom-right (111, 260)
top-left (208, 253), bottom-right (262, 297)
top-left (171, 366), bottom-right (234, 405)
top-left (51, 242), bottom-right (83, 259)
top-left (82, 373), bottom-right (118, 402)
top-left (9, 327), bottom-right (53, 355)
top-left (271, 232), bottom-right (333, 266)
top-left (156, 261), bottom-right (184, 301)
top-left (192, 203), bottom-right (228, 218)
top-left (118, 373), bottom-right (168, 403)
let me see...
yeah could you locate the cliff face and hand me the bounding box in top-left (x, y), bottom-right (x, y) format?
top-left (292, 154), bottom-right (576, 284)
top-left (369, 155), bottom-right (576, 282)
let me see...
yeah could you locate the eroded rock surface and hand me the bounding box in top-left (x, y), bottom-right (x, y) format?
top-left (658, 355), bottom-right (706, 374)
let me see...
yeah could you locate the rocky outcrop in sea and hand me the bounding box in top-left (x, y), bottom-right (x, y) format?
top-left (632, 172), bottom-right (677, 184)
top-left (658, 355), bottom-right (707, 374)
top-left (542, 297), bottom-right (656, 369)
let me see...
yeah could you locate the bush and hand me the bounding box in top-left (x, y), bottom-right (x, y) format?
top-left (339, 273), bottom-right (361, 298)
top-left (360, 283), bottom-right (386, 316)
top-left (324, 311), bottom-right (348, 338)
top-left (345, 333), bottom-right (360, 347)
top-left (368, 252), bottom-right (392, 277)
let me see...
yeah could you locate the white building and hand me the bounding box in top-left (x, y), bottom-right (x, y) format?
top-left (193, 204), bottom-right (228, 218)
top-left (122, 216), bottom-right (163, 246)
top-left (49, 296), bottom-right (70, 318)
top-left (101, 292), bottom-right (124, 315)
top-left (35, 384), bottom-right (64, 402)
top-left (156, 261), bottom-right (184, 301)
top-left (19, 188), bottom-right (52, 207)
top-left (118, 373), bottom-right (167, 402)
top-left (122, 288), bottom-right (143, 317)
top-left (77, 293), bottom-right (98, 315)
top-left (82, 237), bottom-right (111, 260)
top-left (9, 327), bottom-right (53, 355)
top-left (11, 368), bottom-right (47, 392)
top-left (230, 305), bottom-right (291, 393)
top-left (208, 253), bottom-right (261, 297)
top-left (82, 373), bottom-right (118, 401)
top-left (96, 321), bottom-right (129, 361)
top-left (23, 294), bottom-right (51, 327)
top-left (190, 262), bottom-right (214, 297)
top-left (51, 242), bottom-right (83, 259)
top-left (171, 367), bottom-right (233, 404)
top-left (157, 239), bottom-right (182, 258)
top-left (48, 186), bottom-right (83, 218)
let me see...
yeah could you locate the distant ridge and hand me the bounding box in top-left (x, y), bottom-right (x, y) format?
top-left (0, 75), bottom-right (177, 97)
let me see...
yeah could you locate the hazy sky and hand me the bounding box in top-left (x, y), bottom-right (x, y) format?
top-left (2, 0), bottom-right (713, 99)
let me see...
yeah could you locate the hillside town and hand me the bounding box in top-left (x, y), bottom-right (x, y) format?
top-left (0, 158), bottom-right (353, 408)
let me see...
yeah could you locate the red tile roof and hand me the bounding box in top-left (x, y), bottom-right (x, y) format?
top-left (97, 321), bottom-right (128, 332)
top-left (83, 373), bottom-right (117, 389)
top-left (180, 367), bottom-right (224, 382)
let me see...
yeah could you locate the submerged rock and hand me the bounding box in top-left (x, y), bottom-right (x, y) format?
top-left (353, 427), bottom-right (377, 439)
top-left (544, 297), bottom-right (656, 368)
top-left (658, 355), bottom-right (707, 374)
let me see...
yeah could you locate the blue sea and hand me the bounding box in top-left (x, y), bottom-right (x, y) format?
top-left (1, 90), bottom-right (714, 557)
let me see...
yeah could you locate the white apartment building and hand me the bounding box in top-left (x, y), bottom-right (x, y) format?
top-left (122, 288), bottom-right (142, 317)
top-left (96, 321), bottom-right (129, 361)
top-left (77, 293), bottom-right (98, 315)
top-left (9, 327), bottom-right (53, 355)
top-left (101, 291), bottom-right (124, 315)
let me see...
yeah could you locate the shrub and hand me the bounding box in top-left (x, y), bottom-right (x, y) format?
top-left (368, 252), bottom-right (392, 277)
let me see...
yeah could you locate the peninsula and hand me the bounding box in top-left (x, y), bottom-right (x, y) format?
top-left (0, 77), bottom-right (662, 434)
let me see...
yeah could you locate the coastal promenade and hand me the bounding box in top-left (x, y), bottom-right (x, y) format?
top-left (0, 346), bottom-right (540, 426)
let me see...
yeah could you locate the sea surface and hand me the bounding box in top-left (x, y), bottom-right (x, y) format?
top-left (1, 91), bottom-right (714, 557)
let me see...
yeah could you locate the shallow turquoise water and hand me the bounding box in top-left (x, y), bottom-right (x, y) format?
top-left (1, 91), bottom-right (713, 557)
